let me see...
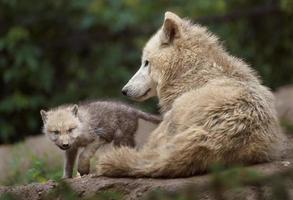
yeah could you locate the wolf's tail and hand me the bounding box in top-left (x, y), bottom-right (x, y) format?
top-left (135, 110), bottom-right (162, 124)
top-left (96, 127), bottom-right (213, 178)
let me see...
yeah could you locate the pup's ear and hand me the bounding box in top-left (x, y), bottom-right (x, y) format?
top-left (72, 104), bottom-right (78, 116)
top-left (40, 110), bottom-right (47, 123)
top-left (161, 11), bottom-right (182, 44)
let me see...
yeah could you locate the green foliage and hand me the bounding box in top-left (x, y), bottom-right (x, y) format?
top-left (144, 166), bottom-right (293, 200)
top-left (0, 0), bottom-right (292, 143)
top-left (24, 156), bottom-right (62, 183)
top-left (3, 150), bottom-right (62, 186)
top-left (0, 193), bottom-right (17, 200)
top-left (45, 181), bottom-right (80, 200)
top-left (95, 190), bottom-right (124, 200)
top-left (145, 189), bottom-right (191, 200)
top-left (210, 164), bottom-right (262, 189)
top-left (281, 120), bottom-right (293, 133)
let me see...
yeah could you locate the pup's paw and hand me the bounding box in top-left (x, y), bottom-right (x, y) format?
top-left (75, 172), bottom-right (82, 179)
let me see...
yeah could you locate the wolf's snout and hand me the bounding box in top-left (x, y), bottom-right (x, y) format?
top-left (121, 88), bottom-right (128, 96)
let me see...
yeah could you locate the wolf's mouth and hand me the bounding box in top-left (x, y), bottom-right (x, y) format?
top-left (139, 88), bottom-right (151, 98)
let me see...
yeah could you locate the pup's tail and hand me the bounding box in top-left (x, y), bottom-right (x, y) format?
top-left (96, 127), bottom-right (212, 178)
top-left (135, 110), bottom-right (162, 124)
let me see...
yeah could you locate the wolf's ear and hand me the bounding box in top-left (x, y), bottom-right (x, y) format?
top-left (40, 110), bottom-right (47, 123)
top-left (72, 104), bottom-right (78, 116)
top-left (161, 11), bottom-right (182, 44)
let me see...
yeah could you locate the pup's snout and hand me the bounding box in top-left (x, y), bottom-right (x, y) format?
top-left (62, 144), bottom-right (69, 149)
top-left (121, 88), bottom-right (128, 96)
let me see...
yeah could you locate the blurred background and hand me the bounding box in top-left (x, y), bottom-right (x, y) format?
top-left (0, 0), bottom-right (293, 187)
top-left (1, 0), bottom-right (293, 144)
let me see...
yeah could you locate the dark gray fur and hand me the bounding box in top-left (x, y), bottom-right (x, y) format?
top-left (80, 101), bottom-right (161, 147)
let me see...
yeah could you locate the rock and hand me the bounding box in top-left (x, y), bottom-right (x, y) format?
top-left (1, 144), bottom-right (293, 200)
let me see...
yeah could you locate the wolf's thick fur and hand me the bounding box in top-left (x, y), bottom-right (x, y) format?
top-left (96, 12), bottom-right (285, 177)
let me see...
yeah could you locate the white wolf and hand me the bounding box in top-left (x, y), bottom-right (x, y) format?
top-left (96, 11), bottom-right (285, 178)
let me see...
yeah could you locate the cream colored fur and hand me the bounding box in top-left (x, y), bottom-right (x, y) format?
top-left (96, 12), bottom-right (286, 177)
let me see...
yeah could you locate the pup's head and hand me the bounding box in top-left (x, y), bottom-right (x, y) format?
top-left (40, 105), bottom-right (81, 150)
top-left (122, 11), bottom-right (194, 101)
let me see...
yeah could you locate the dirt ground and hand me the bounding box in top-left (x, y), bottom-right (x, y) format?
top-left (1, 135), bottom-right (293, 200)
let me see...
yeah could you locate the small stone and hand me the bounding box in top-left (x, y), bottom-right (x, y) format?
top-left (136, 192), bottom-right (142, 197)
top-left (281, 161), bottom-right (290, 166)
top-left (75, 172), bottom-right (82, 179)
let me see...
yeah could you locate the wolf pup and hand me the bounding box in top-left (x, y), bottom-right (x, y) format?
top-left (40, 101), bottom-right (161, 178)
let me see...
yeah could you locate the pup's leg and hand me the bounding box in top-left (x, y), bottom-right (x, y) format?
top-left (78, 139), bottom-right (106, 176)
top-left (64, 147), bottom-right (78, 178)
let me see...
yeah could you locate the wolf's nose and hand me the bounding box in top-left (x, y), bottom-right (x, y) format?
top-left (62, 144), bottom-right (69, 148)
top-left (121, 89), bottom-right (128, 96)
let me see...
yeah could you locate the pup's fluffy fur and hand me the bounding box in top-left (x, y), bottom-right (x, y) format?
top-left (40, 101), bottom-right (161, 178)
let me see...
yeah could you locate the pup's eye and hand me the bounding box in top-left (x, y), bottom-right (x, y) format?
top-left (144, 60), bottom-right (149, 67)
top-left (68, 128), bottom-right (75, 133)
top-left (52, 130), bottom-right (59, 135)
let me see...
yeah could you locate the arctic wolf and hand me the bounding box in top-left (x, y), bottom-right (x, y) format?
top-left (96, 12), bottom-right (285, 177)
top-left (40, 101), bottom-right (161, 178)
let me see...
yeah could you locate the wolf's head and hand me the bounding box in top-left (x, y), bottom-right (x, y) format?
top-left (40, 105), bottom-right (82, 150)
top-left (122, 11), bottom-right (210, 102)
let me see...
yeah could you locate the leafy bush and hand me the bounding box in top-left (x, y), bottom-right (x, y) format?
top-left (0, 0), bottom-right (292, 143)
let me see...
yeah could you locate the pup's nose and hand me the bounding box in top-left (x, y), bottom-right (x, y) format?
top-left (62, 144), bottom-right (69, 148)
top-left (121, 88), bottom-right (128, 96)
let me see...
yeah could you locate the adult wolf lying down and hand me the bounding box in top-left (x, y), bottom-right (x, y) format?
top-left (96, 11), bottom-right (285, 177)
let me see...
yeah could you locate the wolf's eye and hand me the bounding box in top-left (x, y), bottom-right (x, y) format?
top-left (52, 130), bottom-right (59, 135)
top-left (144, 60), bottom-right (149, 67)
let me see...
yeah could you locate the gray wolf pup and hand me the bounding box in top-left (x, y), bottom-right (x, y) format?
top-left (40, 101), bottom-right (161, 178)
